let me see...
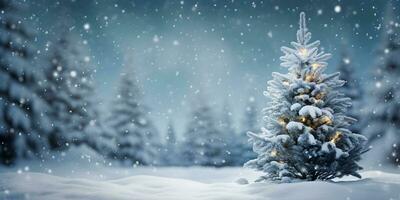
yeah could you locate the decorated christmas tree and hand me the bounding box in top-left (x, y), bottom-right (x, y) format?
top-left (245, 12), bottom-right (367, 182)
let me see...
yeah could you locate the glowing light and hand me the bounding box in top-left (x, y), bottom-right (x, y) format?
top-left (305, 74), bottom-right (314, 82)
top-left (299, 48), bottom-right (308, 57)
top-left (299, 116), bottom-right (307, 123)
top-left (270, 149), bottom-right (277, 157)
top-left (277, 117), bottom-right (287, 126)
top-left (320, 116), bottom-right (332, 125)
top-left (311, 63), bottom-right (321, 70)
top-left (330, 131), bottom-right (342, 143)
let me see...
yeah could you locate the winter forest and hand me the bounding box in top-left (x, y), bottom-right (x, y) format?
top-left (0, 0), bottom-right (400, 199)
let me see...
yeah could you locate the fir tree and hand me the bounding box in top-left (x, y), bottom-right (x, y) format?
top-left (108, 64), bottom-right (160, 166)
top-left (181, 99), bottom-right (226, 167)
top-left (217, 102), bottom-right (235, 166)
top-left (0, 0), bottom-right (51, 165)
top-left (234, 96), bottom-right (258, 166)
top-left (364, 3), bottom-right (400, 165)
top-left (161, 120), bottom-right (178, 165)
top-left (43, 33), bottom-right (97, 150)
top-left (337, 49), bottom-right (364, 134)
top-left (245, 12), bottom-right (367, 182)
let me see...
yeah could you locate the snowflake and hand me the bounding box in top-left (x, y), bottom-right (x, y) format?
top-left (83, 23), bottom-right (90, 30)
top-left (334, 5), bottom-right (341, 13)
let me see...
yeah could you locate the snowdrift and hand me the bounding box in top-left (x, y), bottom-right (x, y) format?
top-left (1, 170), bottom-right (399, 200)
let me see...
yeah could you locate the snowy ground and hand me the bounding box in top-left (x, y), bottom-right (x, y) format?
top-left (1, 169), bottom-right (400, 200)
top-left (1, 147), bottom-right (400, 200)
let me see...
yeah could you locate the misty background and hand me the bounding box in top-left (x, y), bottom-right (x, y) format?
top-left (26, 0), bottom-right (391, 134)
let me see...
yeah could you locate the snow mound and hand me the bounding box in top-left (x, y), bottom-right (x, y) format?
top-left (1, 170), bottom-right (400, 200)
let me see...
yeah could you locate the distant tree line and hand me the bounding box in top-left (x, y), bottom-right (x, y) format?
top-left (0, 0), bottom-right (258, 167)
top-left (1, 0), bottom-right (400, 168)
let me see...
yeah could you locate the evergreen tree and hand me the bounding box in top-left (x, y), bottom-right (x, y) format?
top-left (217, 102), bottom-right (235, 166)
top-left (364, 3), bottom-right (400, 165)
top-left (337, 49), bottom-right (364, 134)
top-left (234, 96), bottom-right (258, 166)
top-left (43, 33), bottom-right (97, 150)
top-left (181, 99), bottom-right (226, 167)
top-left (246, 12), bottom-right (367, 182)
top-left (161, 120), bottom-right (178, 165)
top-left (0, 0), bottom-right (51, 165)
top-left (108, 64), bottom-right (160, 166)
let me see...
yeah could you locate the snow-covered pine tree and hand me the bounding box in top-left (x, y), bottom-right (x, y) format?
top-left (43, 33), bottom-right (97, 150)
top-left (364, 3), bottom-right (400, 165)
top-left (108, 64), bottom-right (160, 166)
top-left (217, 102), bottom-right (235, 166)
top-left (337, 49), bottom-right (364, 134)
top-left (181, 98), bottom-right (226, 167)
top-left (234, 96), bottom-right (258, 166)
top-left (161, 120), bottom-right (178, 166)
top-left (245, 12), bottom-right (367, 182)
top-left (0, 0), bottom-right (51, 165)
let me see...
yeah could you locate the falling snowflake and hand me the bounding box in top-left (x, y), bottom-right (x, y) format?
top-left (70, 70), bottom-right (77, 78)
top-left (334, 5), bottom-right (341, 13)
top-left (83, 23), bottom-right (90, 30)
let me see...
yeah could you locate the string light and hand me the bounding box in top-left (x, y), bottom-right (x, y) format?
top-left (299, 116), bottom-right (307, 123)
top-left (277, 117), bottom-right (287, 126)
top-left (299, 48), bottom-right (308, 57)
top-left (305, 74), bottom-right (314, 82)
top-left (270, 149), bottom-right (277, 157)
top-left (311, 63), bottom-right (321, 70)
top-left (330, 131), bottom-right (342, 143)
top-left (319, 116), bottom-right (332, 125)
